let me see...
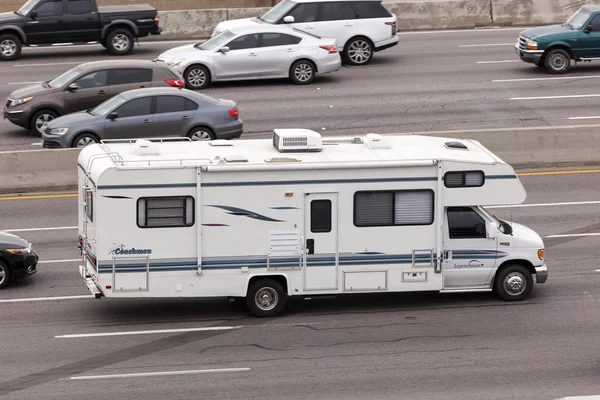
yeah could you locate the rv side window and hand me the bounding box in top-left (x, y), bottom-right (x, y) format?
top-left (354, 190), bottom-right (434, 227)
top-left (444, 171), bottom-right (484, 188)
top-left (137, 196), bottom-right (194, 228)
top-left (85, 190), bottom-right (93, 222)
top-left (447, 207), bottom-right (486, 239)
top-left (311, 199), bottom-right (331, 233)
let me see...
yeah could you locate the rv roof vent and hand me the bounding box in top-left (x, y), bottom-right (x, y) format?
top-left (134, 139), bottom-right (160, 156)
top-left (445, 141), bottom-right (468, 150)
top-left (224, 154), bottom-right (248, 163)
top-left (364, 133), bottom-right (392, 149)
top-left (265, 157), bottom-right (301, 163)
top-left (272, 129), bottom-right (322, 153)
top-left (209, 140), bottom-right (233, 147)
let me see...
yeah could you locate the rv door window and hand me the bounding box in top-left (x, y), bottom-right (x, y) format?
top-left (310, 199), bottom-right (332, 233)
top-left (137, 196), bottom-right (194, 228)
top-left (354, 190), bottom-right (434, 227)
top-left (447, 207), bottom-right (486, 239)
top-left (85, 190), bottom-right (93, 222)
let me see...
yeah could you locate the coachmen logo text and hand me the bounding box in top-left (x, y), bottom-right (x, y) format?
top-left (109, 244), bottom-right (152, 256)
top-left (453, 260), bottom-right (484, 269)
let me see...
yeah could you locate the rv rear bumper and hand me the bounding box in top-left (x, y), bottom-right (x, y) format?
top-left (535, 263), bottom-right (548, 284)
top-left (79, 264), bottom-right (103, 298)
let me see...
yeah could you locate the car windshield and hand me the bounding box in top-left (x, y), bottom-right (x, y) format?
top-left (196, 30), bottom-right (236, 50)
top-left (15, 0), bottom-right (40, 16)
top-left (259, 0), bottom-right (297, 23)
top-left (89, 94), bottom-right (126, 116)
top-left (565, 8), bottom-right (592, 30)
top-left (47, 67), bottom-right (82, 89)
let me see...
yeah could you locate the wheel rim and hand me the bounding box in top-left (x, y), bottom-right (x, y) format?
top-left (0, 264), bottom-right (5, 286)
top-left (187, 68), bottom-right (206, 88)
top-left (255, 287), bottom-right (278, 311)
top-left (35, 113), bottom-right (54, 133)
top-left (191, 130), bottom-right (212, 141)
top-left (76, 137), bottom-right (96, 147)
top-left (0, 39), bottom-right (16, 57)
top-left (549, 53), bottom-right (568, 71)
top-left (294, 63), bottom-right (313, 82)
top-left (348, 40), bottom-right (371, 64)
top-left (112, 34), bottom-right (130, 52)
top-left (503, 272), bottom-right (527, 296)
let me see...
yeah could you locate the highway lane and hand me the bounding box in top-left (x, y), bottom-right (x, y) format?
top-left (2, 171), bottom-right (600, 398)
top-left (5, 28), bottom-right (600, 150)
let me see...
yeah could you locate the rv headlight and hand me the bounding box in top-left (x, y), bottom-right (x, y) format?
top-left (526, 39), bottom-right (538, 50)
top-left (538, 249), bottom-right (544, 260)
top-left (9, 96), bottom-right (33, 107)
top-left (49, 127), bottom-right (68, 135)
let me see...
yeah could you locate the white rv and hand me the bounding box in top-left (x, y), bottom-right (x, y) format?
top-left (77, 130), bottom-right (548, 317)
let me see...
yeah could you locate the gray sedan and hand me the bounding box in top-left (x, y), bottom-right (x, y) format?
top-left (41, 87), bottom-right (243, 148)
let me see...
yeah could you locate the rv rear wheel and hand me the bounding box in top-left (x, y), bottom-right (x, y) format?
top-left (246, 278), bottom-right (286, 318)
top-left (494, 264), bottom-right (533, 301)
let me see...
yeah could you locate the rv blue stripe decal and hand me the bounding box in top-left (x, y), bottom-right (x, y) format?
top-left (98, 183), bottom-right (196, 190)
top-left (486, 175), bottom-right (518, 180)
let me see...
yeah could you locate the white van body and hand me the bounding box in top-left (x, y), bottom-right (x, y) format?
top-left (77, 131), bottom-right (548, 317)
top-left (211, 0), bottom-right (399, 65)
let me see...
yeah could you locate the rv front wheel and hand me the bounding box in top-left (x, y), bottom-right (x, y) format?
top-left (494, 264), bottom-right (533, 301)
top-left (246, 278), bottom-right (286, 318)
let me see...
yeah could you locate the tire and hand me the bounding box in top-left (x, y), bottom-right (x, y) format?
top-left (0, 260), bottom-right (12, 289)
top-left (343, 37), bottom-right (373, 66)
top-left (105, 28), bottom-right (134, 56)
top-left (100, 40), bottom-right (107, 49)
top-left (493, 264), bottom-right (534, 301)
top-left (543, 48), bottom-right (571, 74)
top-left (71, 132), bottom-right (99, 148)
top-left (30, 109), bottom-right (59, 135)
top-left (289, 59), bottom-right (316, 85)
top-left (187, 126), bottom-right (215, 141)
top-left (184, 65), bottom-right (210, 90)
top-left (0, 33), bottom-right (22, 61)
top-left (246, 278), bottom-right (286, 318)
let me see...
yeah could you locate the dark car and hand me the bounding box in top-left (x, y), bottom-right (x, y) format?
top-left (0, 0), bottom-right (161, 61)
top-left (42, 87), bottom-right (243, 148)
top-left (0, 231), bottom-right (38, 289)
top-left (3, 59), bottom-right (184, 134)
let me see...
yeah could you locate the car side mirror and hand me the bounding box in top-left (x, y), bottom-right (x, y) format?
top-left (219, 46), bottom-right (229, 53)
top-left (30, 10), bottom-right (37, 18)
top-left (585, 24), bottom-right (593, 33)
top-left (486, 222), bottom-right (498, 239)
top-left (283, 15), bottom-right (295, 23)
top-left (108, 112), bottom-right (118, 120)
top-left (67, 83), bottom-right (79, 92)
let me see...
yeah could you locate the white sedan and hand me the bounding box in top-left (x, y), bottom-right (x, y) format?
top-left (155, 24), bottom-right (341, 90)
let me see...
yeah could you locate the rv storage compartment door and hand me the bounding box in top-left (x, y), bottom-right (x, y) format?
top-left (344, 271), bottom-right (387, 291)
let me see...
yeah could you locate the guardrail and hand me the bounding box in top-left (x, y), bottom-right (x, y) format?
top-left (2, 124), bottom-right (600, 195)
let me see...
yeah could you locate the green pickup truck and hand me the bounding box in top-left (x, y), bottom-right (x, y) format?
top-left (516, 5), bottom-right (600, 74)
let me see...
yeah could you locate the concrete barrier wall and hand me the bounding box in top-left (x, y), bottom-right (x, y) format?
top-left (2, 125), bottom-right (600, 195)
top-left (491, 0), bottom-right (582, 26)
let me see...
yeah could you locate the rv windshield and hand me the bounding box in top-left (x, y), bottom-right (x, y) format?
top-left (565, 8), bottom-right (592, 30)
top-left (259, 0), bottom-right (297, 23)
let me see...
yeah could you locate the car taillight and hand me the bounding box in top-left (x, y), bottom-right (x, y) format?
top-left (166, 79), bottom-right (184, 88)
top-left (386, 21), bottom-right (397, 36)
top-left (319, 45), bottom-right (337, 54)
top-left (228, 108), bottom-right (239, 117)
top-left (154, 14), bottom-right (159, 26)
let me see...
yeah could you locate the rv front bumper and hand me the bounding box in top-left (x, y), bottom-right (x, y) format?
top-left (535, 263), bottom-right (548, 284)
top-left (79, 264), bottom-right (103, 298)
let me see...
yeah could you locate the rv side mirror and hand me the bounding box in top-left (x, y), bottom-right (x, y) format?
top-left (219, 46), bottom-right (229, 53)
top-left (585, 24), bottom-right (593, 33)
top-left (67, 83), bottom-right (79, 92)
top-left (108, 111), bottom-right (118, 120)
top-left (283, 15), bottom-right (295, 23)
top-left (486, 222), bottom-right (499, 239)
top-left (501, 222), bottom-right (513, 235)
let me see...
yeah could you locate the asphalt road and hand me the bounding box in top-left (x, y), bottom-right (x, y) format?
top-left (1, 171), bottom-right (600, 399)
top-left (5, 27), bottom-right (600, 150)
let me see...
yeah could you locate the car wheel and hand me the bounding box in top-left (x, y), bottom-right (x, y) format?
top-left (493, 264), bottom-right (534, 301)
top-left (184, 65), bottom-right (210, 90)
top-left (187, 126), bottom-right (215, 141)
top-left (344, 37), bottom-right (373, 66)
top-left (30, 109), bottom-right (59, 135)
top-left (0, 33), bottom-right (21, 61)
top-left (72, 133), bottom-right (99, 148)
top-left (543, 48), bottom-right (571, 74)
top-left (290, 60), bottom-right (316, 85)
top-left (246, 278), bottom-right (286, 318)
top-left (106, 28), bottom-right (134, 56)
top-left (0, 260), bottom-right (12, 289)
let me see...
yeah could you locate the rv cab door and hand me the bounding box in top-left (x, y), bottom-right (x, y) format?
top-left (442, 206), bottom-right (499, 288)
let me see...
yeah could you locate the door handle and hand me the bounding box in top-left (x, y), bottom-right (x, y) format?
top-left (140, 85), bottom-right (146, 88)
top-left (182, 116), bottom-right (189, 120)
top-left (249, 53), bottom-right (257, 57)
top-left (97, 90), bottom-right (106, 95)
top-left (344, 23), bottom-right (353, 26)
top-left (306, 238), bottom-right (314, 255)
top-left (286, 48), bottom-right (295, 52)
top-left (142, 119), bottom-right (151, 123)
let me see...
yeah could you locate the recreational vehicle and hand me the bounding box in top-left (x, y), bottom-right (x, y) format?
top-left (77, 130), bottom-right (548, 317)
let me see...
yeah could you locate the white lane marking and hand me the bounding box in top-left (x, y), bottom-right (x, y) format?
top-left (14, 61), bottom-right (83, 67)
top-left (38, 259), bottom-right (80, 264)
top-left (30, 142), bottom-right (42, 146)
top-left (8, 81), bottom-right (43, 85)
top-left (55, 325), bottom-right (242, 338)
top-left (65, 367), bottom-right (251, 380)
top-left (596, 270), bottom-right (600, 273)
top-left (459, 43), bottom-right (515, 47)
top-left (4, 226), bottom-right (77, 232)
top-left (476, 60), bottom-right (519, 64)
top-left (487, 200), bottom-right (600, 208)
top-left (494, 75), bottom-right (600, 83)
top-left (545, 233), bottom-right (600, 238)
top-left (399, 27), bottom-right (529, 35)
top-left (510, 93), bottom-right (600, 100)
top-left (0, 295), bottom-right (92, 303)
top-left (567, 115), bottom-right (600, 120)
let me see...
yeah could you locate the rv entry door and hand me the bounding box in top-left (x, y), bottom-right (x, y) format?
top-left (304, 193), bottom-right (339, 291)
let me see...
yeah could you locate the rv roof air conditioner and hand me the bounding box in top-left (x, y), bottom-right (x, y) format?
top-left (134, 139), bottom-right (161, 156)
top-left (363, 133), bottom-right (392, 149)
top-left (272, 129), bottom-right (323, 153)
